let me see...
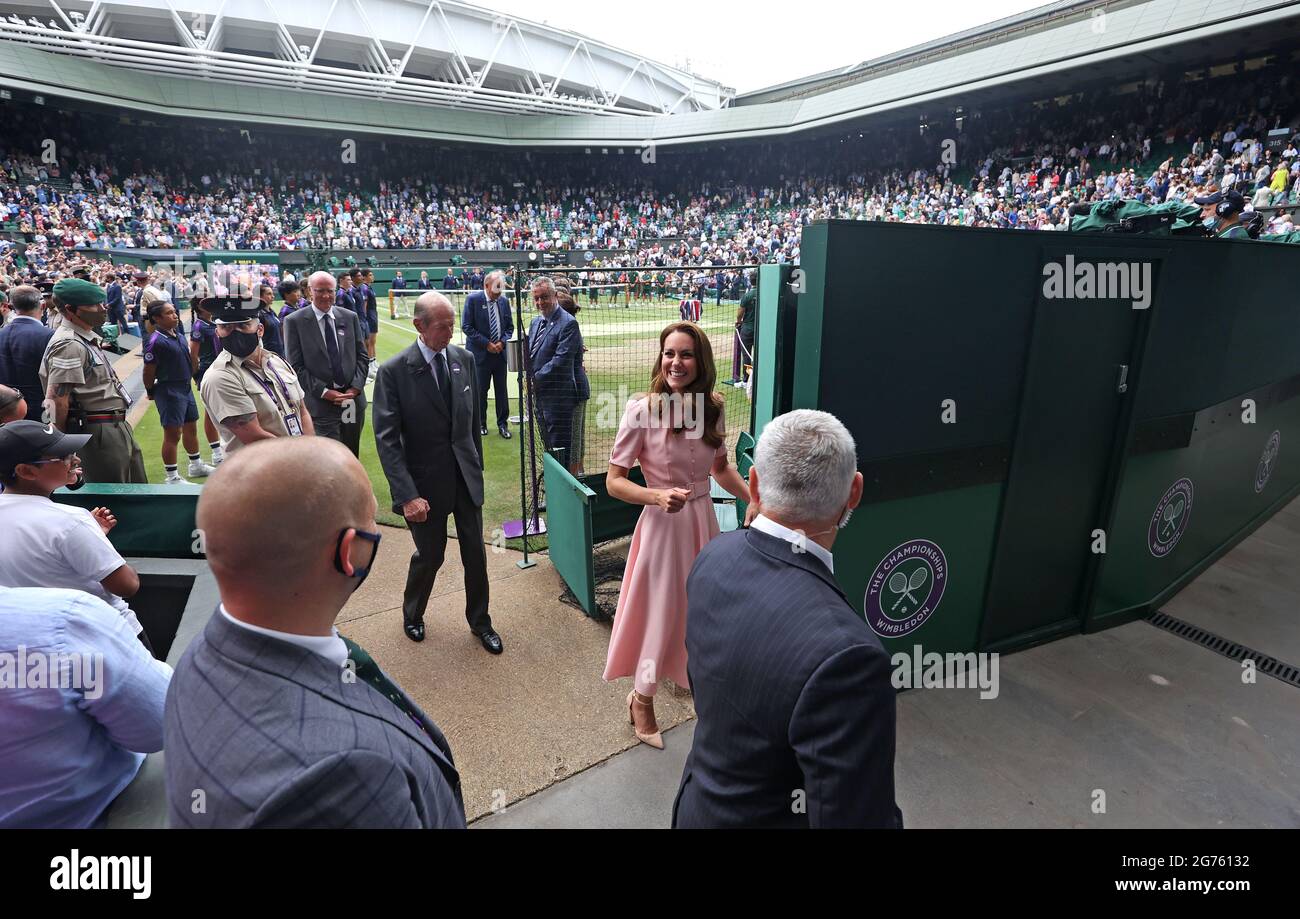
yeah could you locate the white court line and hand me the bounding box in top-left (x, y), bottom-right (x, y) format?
top-left (378, 316), bottom-right (419, 336)
top-left (379, 316), bottom-right (473, 350)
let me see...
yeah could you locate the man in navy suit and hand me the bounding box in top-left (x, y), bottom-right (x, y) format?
top-left (673, 409), bottom-right (902, 829)
top-left (525, 277), bottom-right (583, 465)
top-left (104, 273), bottom-right (127, 339)
top-left (336, 272), bottom-right (359, 315)
top-left (0, 285), bottom-right (53, 421)
top-left (461, 269), bottom-right (513, 439)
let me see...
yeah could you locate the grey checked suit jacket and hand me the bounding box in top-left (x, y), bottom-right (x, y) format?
top-left (164, 608), bottom-right (465, 828)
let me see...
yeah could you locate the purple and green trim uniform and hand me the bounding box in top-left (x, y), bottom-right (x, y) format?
top-left (144, 326), bottom-right (199, 428)
top-left (190, 317), bottom-right (220, 381)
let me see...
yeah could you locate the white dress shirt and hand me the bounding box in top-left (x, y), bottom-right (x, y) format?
top-left (415, 338), bottom-right (450, 393)
top-left (750, 514), bottom-right (835, 573)
top-left (219, 604), bottom-right (349, 668)
top-left (310, 303), bottom-right (339, 349)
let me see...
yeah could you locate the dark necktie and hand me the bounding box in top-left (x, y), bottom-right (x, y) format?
top-left (531, 319), bottom-right (548, 357)
top-left (434, 350), bottom-right (452, 413)
top-left (341, 637), bottom-right (437, 743)
top-left (324, 314), bottom-right (345, 388)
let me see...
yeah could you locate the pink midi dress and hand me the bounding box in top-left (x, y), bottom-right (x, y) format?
top-left (602, 397), bottom-right (727, 696)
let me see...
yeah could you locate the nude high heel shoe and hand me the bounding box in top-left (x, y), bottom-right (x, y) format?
top-left (627, 690), bottom-right (664, 750)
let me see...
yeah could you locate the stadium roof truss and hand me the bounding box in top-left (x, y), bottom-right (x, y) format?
top-left (0, 0), bottom-right (734, 115)
top-left (0, 0), bottom-right (1297, 147)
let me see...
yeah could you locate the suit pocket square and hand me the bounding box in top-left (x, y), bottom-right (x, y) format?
top-left (463, 385), bottom-right (470, 393)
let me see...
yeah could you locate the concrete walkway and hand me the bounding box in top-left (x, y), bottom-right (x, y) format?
top-left (478, 498), bottom-right (1300, 829)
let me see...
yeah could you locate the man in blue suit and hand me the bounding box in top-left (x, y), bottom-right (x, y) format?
top-left (336, 272), bottom-right (359, 315)
top-left (673, 409), bottom-right (902, 829)
top-left (0, 285), bottom-right (53, 421)
top-left (526, 277), bottom-right (583, 465)
top-left (165, 437), bottom-right (466, 828)
top-left (462, 270), bottom-right (514, 439)
top-left (104, 272), bottom-right (127, 339)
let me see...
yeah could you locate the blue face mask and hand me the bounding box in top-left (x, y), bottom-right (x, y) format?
top-left (334, 528), bottom-right (382, 592)
top-left (1203, 216), bottom-right (1218, 229)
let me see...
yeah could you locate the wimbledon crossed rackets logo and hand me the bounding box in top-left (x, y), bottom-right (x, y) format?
top-left (888, 567), bottom-right (928, 610)
top-left (1148, 477), bottom-right (1193, 558)
top-left (1255, 430), bottom-right (1281, 494)
top-left (865, 539), bottom-right (948, 638)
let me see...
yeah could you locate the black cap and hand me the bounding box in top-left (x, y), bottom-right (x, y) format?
top-left (1194, 189), bottom-right (1246, 214)
top-left (203, 296), bottom-right (262, 325)
top-left (0, 420), bottom-right (91, 477)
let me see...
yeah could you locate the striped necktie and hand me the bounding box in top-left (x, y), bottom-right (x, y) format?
top-left (487, 296), bottom-right (501, 343)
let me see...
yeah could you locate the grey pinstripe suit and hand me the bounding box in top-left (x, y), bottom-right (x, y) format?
top-left (673, 528), bottom-right (902, 829)
top-left (164, 608), bottom-right (465, 828)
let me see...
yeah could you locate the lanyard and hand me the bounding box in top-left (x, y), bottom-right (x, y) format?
top-left (72, 336), bottom-right (132, 406)
top-left (245, 357), bottom-right (294, 416)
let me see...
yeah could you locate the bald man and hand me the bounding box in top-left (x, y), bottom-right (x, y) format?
top-left (163, 438), bottom-right (466, 828)
top-left (283, 270), bottom-right (369, 456)
top-left (372, 293), bottom-right (502, 654)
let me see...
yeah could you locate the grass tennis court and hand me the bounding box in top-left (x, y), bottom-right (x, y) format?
top-left (130, 295), bottom-right (751, 546)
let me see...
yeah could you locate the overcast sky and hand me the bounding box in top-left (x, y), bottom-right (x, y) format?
top-left (475, 0), bottom-right (1046, 95)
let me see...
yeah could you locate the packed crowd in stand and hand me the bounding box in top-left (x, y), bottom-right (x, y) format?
top-left (3, 66), bottom-right (1299, 282)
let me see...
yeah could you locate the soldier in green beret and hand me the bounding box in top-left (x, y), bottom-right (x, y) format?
top-left (39, 278), bottom-right (147, 483)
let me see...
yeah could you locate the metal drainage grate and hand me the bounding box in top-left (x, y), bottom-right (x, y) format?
top-left (1146, 611), bottom-right (1300, 689)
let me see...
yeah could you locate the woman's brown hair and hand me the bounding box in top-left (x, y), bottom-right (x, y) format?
top-left (648, 321), bottom-right (723, 449)
top-left (557, 291), bottom-right (580, 315)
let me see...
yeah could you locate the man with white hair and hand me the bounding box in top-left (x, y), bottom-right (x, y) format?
top-left (461, 268), bottom-right (514, 439)
top-left (526, 277), bottom-right (583, 463)
top-left (673, 409), bottom-right (901, 829)
top-left (373, 292), bottom-right (501, 655)
top-left (283, 271), bottom-right (369, 456)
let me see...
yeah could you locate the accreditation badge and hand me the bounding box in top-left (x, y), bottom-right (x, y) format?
top-left (284, 413), bottom-right (304, 437)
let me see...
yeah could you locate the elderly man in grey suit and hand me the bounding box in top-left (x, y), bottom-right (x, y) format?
top-left (372, 292), bottom-right (502, 655)
top-left (283, 270), bottom-right (369, 456)
top-left (673, 409), bottom-right (902, 829)
top-left (164, 438), bottom-right (465, 828)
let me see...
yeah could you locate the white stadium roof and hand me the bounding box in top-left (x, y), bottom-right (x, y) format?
top-left (0, 0), bottom-right (734, 115)
top-left (0, 0), bottom-right (1297, 146)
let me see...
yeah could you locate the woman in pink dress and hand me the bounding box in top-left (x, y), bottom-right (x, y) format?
top-left (603, 321), bottom-right (750, 749)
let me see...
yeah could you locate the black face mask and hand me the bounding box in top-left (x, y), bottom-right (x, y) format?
top-left (223, 330), bottom-right (261, 358)
top-left (75, 307), bottom-right (106, 334)
top-left (65, 467), bottom-right (86, 491)
top-left (334, 528), bottom-right (382, 592)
